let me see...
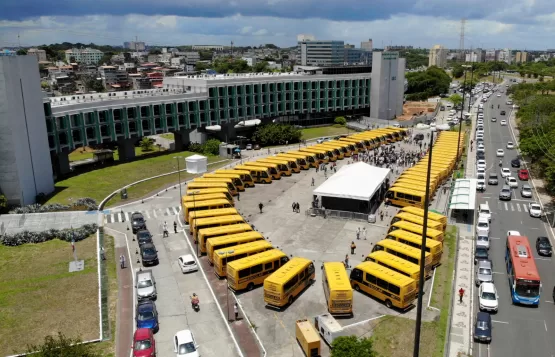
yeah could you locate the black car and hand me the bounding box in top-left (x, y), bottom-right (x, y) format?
top-left (476, 152), bottom-right (485, 160)
top-left (475, 247), bottom-right (489, 264)
top-left (511, 158), bottom-right (521, 168)
top-left (500, 110), bottom-right (506, 115)
top-left (536, 236), bottom-right (553, 256)
top-left (137, 230), bottom-right (153, 246)
top-left (474, 311), bottom-right (492, 343)
top-left (140, 243), bottom-right (159, 266)
top-left (131, 212), bottom-right (147, 233)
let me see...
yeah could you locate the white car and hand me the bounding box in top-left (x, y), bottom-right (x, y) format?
top-left (478, 114), bottom-right (485, 119)
top-left (174, 330), bottom-right (200, 357)
top-left (506, 100), bottom-right (513, 105)
top-left (178, 254), bottom-right (198, 273)
top-left (491, 117), bottom-right (497, 122)
top-left (478, 143), bottom-right (485, 150)
top-left (479, 282), bottom-right (499, 312)
top-left (529, 203), bottom-right (542, 218)
top-left (497, 94), bottom-right (501, 97)
top-left (496, 149), bottom-right (504, 157)
top-left (506, 176), bottom-right (518, 188)
top-left (476, 218), bottom-right (490, 236)
top-left (501, 168), bottom-right (511, 178)
top-left (500, 120), bottom-right (507, 126)
top-left (245, 144), bottom-right (253, 150)
top-left (507, 230), bottom-right (521, 238)
top-left (477, 168), bottom-right (486, 176)
top-left (476, 160), bottom-right (487, 170)
top-left (506, 142), bottom-right (515, 149)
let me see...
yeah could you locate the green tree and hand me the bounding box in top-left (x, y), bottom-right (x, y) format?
top-left (0, 193), bottom-right (7, 213)
top-left (331, 336), bottom-right (377, 357)
top-left (406, 66), bottom-right (451, 99)
top-left (195, 62), bottom-right (210, 71)
top-left (25, 332), bottom-right (101, 357)
top-left (253, 123), bottom-right (302, 146)
top-left (139, 137), bottom-right (154, 151)
top-left (451, 65), bottom-right (464, 78)
top-left (448, 93), bottom-right (464, 107)
top-left (17, 49), bottom-right (27, 55)
top-left (149, 49), bottom-right (162, 55)
top-left (334, 116), bottom-right (347, 126)
top-left (253, 61), bottom-right (270, 72)
top-left (201, 139), bottom-right (221, 156)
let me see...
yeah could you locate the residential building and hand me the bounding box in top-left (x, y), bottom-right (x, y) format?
top-left (47, 65), bottom-right (74, 76)
top-left (515, 51), bottom-right (529, 63)
top-left (124, 41), bottom-right (146, 51)
top-left (0, 56), bottom-right (54, 205)
top-left (182, 52), bottom-right (200, 65)
top-left (370, 51), bottom-right (406, 120)
top-left (27, 48), bottom-right (47, 62)
top-left (428, 45), bottom-right (447, 68)
top-left (98, 66), bottom-right (130, 90)
top-left (485, 49), bottom-right (500, 62)
top-left (297, 38), bottom-right (345, 66)
top-left (242, 56), bottom-right (257, 67)
top-left (498, 48), bottom-right (512, 64)
top-left (65, 48), bottom-right (104, 65)
top-left (0, 49), bottom-right (17, 56)
top-left (361, 39), bottom-right (373, 51)
top-left (129, 74), bottom-right (152, 90)
top-left (267, 61), bottom-right (282, 70)
top-left (465, 50), bottom-right (485, 63)
top-left (171, 57), bottom-right (186, 67)
top-left (192, 45), bottom-right (224, 51)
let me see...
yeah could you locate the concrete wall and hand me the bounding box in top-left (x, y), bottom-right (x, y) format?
top-left (0, 56), bottom-right (54, 205)
top-left (370, 52), bottom-right (405, 120)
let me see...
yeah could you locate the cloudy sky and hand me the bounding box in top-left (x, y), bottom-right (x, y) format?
top-left (1, 0), bottom-right (554, 49)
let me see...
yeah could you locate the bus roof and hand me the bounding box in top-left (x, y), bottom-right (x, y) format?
top-left (386, 229), bottom-right (443, 249)
top-left (323, 262), bottom-right (352, 291)
top-left (507, 236), bottom-right (540, 281)
top-left (391, 221), bottom-right (443, 236)
top-left (258, 158), bottom-right (290, 165)
top-left (187, 182), bottom-right (229, 189)
top-left (400, 206), bottom-right (447, 222)
top-left (354, 261), bottom-right (415, 287)
top-left (388, 186), bottom-right (427, 196)
top-left (205, 173), bottom-right (242, 178)
top-left (215, 240), bottom-right (273, 258)
top-left (183, 199), bottom-right (231, 209)
top-left (198, 223), bottom-right (252, 236)
top-left (368, 251), bottom-right (421, 275)
top-left (186, 188), bottom-right (231, 196)
top-left (194, 177), bottom-right (233, 183)
top-left (193, 214), bottom-right (244, 226)
top-left (182, 193), bottom-right (228, 202)
top-left (296, 320), bottom-right (320, 343)
top-left (207, 231), bottom-right (264, 246)
top-left (188, 208), bottom-right (238, 220)
top-left (375, 239), bottom-right (431, 260)
top-left (283, 151), bottom-right (312, 158)
top-left (265, 257), bottom-right (312, 285)
top-left (227, 249), bottom-right (286, 270)
top-left (234, 165), bottom-right (269, 172)
top-left (249, 161), bottom-right (279, 168)
top-left (394, 212), bottom-right (443, 228)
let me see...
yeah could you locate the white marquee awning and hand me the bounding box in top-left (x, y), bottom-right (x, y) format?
top-left (449, 179), bottom-right (477, 210)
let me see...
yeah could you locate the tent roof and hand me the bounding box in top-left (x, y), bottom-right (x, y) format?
top-left (449, 178), bottom-right (477, 210)
top-left (186, 154), bottom-right (207, 162)
top-left (313, 162), bottom-right (390, 201)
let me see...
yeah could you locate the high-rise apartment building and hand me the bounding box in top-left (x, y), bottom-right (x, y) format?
top-left (370, 51), bottom-right (406, 120)
top-left (65, 48), bottom-right (104, 64)
top-left (428, 45), bottom-right (447, 68)
top-left (124, 41), bottom-right (146, 51)
top-left (485, 49), bottom-right (500, 62)
top-left (515, 51), bottom-right (529, 63)
top-left (297, 38), bottom-right (345, 66)
top-left (498, 48), bottom-right (512, 64)
top-left (27, 48), bottom-right (47, 62)
top-left (361, 39), bottom-right (373, 52)
top-left (465, 49), bottom-right (485, 63)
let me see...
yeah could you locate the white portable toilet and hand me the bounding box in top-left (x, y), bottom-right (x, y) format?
top-left (185, 154), bottom-right (208, 174)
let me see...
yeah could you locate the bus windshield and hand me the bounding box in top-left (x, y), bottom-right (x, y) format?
top-left (515, 280), bottom-right (541, 297)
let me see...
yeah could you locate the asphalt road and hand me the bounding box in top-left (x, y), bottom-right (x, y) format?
top-left (473, 84), bottom-right (555, 357)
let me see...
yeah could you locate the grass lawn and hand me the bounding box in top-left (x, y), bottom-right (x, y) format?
top-left (46, 151), bottom-right (231, 207)
top-left (371, 226), bottom-right (457, 357)
top-left (300, 125), bottom-right (352, 140)
top-left (159, 133), bottom-right (175, 140)
top-left (69, 146), bottom-right (166, 162)
top-left (0, 234), bottom-right (117, 355)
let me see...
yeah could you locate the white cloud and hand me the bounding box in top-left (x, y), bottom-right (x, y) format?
top-left (252, 28), bottom-right (268, 36)
top-left (239, 25), bottom-right (252, 34)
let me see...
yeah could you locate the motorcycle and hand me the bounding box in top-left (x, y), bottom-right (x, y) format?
top-left (499, 160), bottom-right (503, 167)
top-left (191, 295), bottom-right (200, 312)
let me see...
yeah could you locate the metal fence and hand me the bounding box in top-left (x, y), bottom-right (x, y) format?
top-left (306, 208), bottom-right (369, 221)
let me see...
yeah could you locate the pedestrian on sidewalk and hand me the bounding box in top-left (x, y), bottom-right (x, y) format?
top-left (296, 203), bottom-right (300, 213)
top-left (259, 202), bottom-right (264, 214)
top-left (344, 254), bottom-right (349, 268)
top-left (459, 287), bottom-right (465, 303)
top-left (362, 227), bottom-right (367, 240)
top-left (311, 177), bottom-right (315, 186)
top-left (356, 227), bottom-right (361, 240)
top-left (237, 192), bottom-right (240, 201)
top-left (234, 303), bottom-right (239, 320)
top-left (174, 221), bottom-right (178, 234)
top-left (350, 241), bottom-right (356, 255)
top-left (120, 254), bottom-right (126, 269)
top-left (380, 211), bottom-right (384, 221)
top-left (292, 202), bottom-right (296, 212)
top-left (100, 246), bottom-right (106, 261)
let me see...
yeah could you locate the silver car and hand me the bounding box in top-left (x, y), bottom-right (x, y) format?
top-left (521, 184), bottom-right (532, 198)
top-left (136, 270), bottom-right (157, 301)
top-left (499, 185), bottom-right (512, 200)
top-left (475, 260), bottom-right (494, 286)
top-left (476, 235), bottom-right (490, 250)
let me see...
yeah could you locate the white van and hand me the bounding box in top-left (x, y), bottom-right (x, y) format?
top-left (314, 314), bottom-right (349, 346)
top-left (479, 202), bottom-right (491, 222)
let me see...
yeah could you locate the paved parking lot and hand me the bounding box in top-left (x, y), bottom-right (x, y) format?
top-left (0, 211), bottom-right (99, 234)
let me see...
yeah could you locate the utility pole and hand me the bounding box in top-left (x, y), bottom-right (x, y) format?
top-left (412, 130), bottom-right (434, 357)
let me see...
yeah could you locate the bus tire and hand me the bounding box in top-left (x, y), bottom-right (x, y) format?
top-left (247, 283), bottom-right (254, 291)
top-left (288, 296), bottom-right (293, 305)
top-left (385, 299), bottom-right (392, 308)
top-left (354, 284), bottom-right (360, 291)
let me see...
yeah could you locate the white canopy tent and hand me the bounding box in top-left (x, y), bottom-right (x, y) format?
top-left (186, 154), bottom-right (208, 174)
top-left (449, 179), bottom-right (477, 210)
top-left (313, 162), bottom-right (391, 201)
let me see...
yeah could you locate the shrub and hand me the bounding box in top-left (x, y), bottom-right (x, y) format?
top-left (8, 197), bottom-right (98, 214)
top-left (0, 224), bottom-right (98, 246)
top-left (202, 139), bottom-right (221, 156)
top-left (334, 116), bottom-right (347, 126)
top-left (252, 123), bottom-right (302, 146)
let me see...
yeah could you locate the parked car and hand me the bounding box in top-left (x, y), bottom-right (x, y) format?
top-left (496, 149), bottom-right (505, 157)
top-left (506, 141), bottom-right (515, 149)
top-left (246, 144), bottom-right (253, 150)
top-left (478, 203), bottom-right (492, 222)
top-left (140, 243), bottom-right (159, 266)
top-left (136, 270), bottom-right (157, 301)
top-left (536, 236), bottom-right (553, 256)
top-left (254, 144), bottom-right (261, 150)
top-left (500, 110), bottom-right (506, 115)
top-left (475, 247), bottom-right (489, 264)
top-left (132, 328), bottom-right (156, 357)
top-left (521, 184), bottom-right (533, 198)
top-left (491, 117), bottom-right (497, 122)
top-left (178, 254), bottom-right (198, 273)
top-left (476, 235), bottom-right (490, 250)
top-left (132, 212), bottom-right (147, 233)
top-left (477, 160), bottom-right (487, 170)
top-left (136, 300), bottom-right (159, 332)
top-left (479, 282), bottom-right (499, 312)
top-left (137, 230), bottom-right (153, 246)
top-left (476, 217), bottom-right (490, 236)
top-left (488, 172), bottom-right (499, 185)
top-left (518, 169), bottom-right (529, 181)
top-left (474, 312), bottom-right (493, 343)
top-left (475, 260), bottom-right (494, 286)
top-left (529, 203), bottom-right (542, 218)
top-left (174, 330), bottom-right (200, 357)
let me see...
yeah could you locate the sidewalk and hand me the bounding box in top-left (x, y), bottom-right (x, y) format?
top-left (447, 96), bottom-right (479, 357)
top-left (115, 243), bottom-right (133, 357)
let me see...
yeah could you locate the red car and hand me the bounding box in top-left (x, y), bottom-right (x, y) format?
top-left (518, 169), bottom-right (529, 181)
top-left (132, 328), bottom-right (156, 357)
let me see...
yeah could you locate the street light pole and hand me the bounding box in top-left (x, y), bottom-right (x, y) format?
top-left (467, 65), bottom-right (474, 114)
top-left (456, 67), bottom-right (469, 166)
top-left (174, 156), bottom-right (183, 219)
top-left (224, 249), bottom-right (235, 321)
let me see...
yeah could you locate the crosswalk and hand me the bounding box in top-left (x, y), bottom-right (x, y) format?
top-left (104, 206), bottom-right (181, 224)
top-left (485, 201), bottom-right (531, 213)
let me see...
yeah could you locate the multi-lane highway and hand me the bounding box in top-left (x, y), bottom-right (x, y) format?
top-left (473, 84), bottom-right (555, 357)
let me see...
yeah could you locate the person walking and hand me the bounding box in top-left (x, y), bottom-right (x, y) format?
top-left (163, 221), bottom-right (169, 237)
top-left (344, 254), bottom-right (349, 268)
top-left (380, 211), bottom-right (384, 221)
top-left (100, 246), bottom-right (106, 261)
top-left (296, 202), bottom-right (300, 213)
top-left (356, 227), bottom-right (361, 240)
top-left (362, 227), bottom-right (367, 240)
top-left (459, 287), bottom-right (465, 303)
top-left (311, 177), bottom-right (315, 186)
top-left (174, 221), bottom-right (178, 234)
top-left (292, 202), bottom-right (296, 212)
top-left (120, 254), bottom-right (126, 269)
top-left (237, 192), bottom-right (240, 201)
top-left (259, 202), bottom-right (264, 213)
top-left (350, 241), bottom-right (356, 255)
top-left (234, 303), bottom-right (239, 320)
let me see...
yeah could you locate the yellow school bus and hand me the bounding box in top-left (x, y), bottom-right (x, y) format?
top-left (322, 262), bottom-right (353, 316)
top-left (339, 138), bottom-right (366, 152)
top-left (206, 231), bottom-right (265, 265)
top-left (183, 199), bottom-right (233, 221)
top-left (400, 206), bottom-right (447, 230)
top-left (385, 186), bottom-right (427, 208)
top-left (391, 183), bottom-right (433, 199)
top-left (350, 261), bottom-right (417, 310)
top-left (233, 165), bottom-right (272, 184)
top-left (202, 173), bottom-right (246, 191)
top-left (267, 156), bottom-right (301, 173)
top-left (187, 207), bottom-right (238, 231)
top-left (330, 140), bottom-right (358, 155)
top-left (257, 158), bottom-right (293, 176)
top-left (366, 251), bottom-right (421, 284)
top-left (277, 153), bottom-right (309, 170)
top-left (397, 172), bottom-right (440, 190)
top-left (385, 230), bottom-right (444, 267)
top-left (349, 135), bottom-right (378, 149)
top-left (264, 257), bottom-right (316, 308)
top-left (388, 220), bottom-right (445, 242)
top-left (185, 188), bottom-right (233, 203)
top-left (295, 319), bottom-right (321, 357)
top-left (370, 239), bottom-right (433, 278)
top-left (182, 193), bottom-right (232, 206)
top-left (192, 214), bottom-right (245, 241)
top-left (186, 181), bottom-right (229, 194)
top-left (284, 151), bottom-right (318, 168)
top-left (408, 165), bottom-right (448, 182)
top-left (335, 139), bottom-right (359, 154)
top-left (299, 148), bottom-right (329, 164)
top-left (247, 162), bottom-right (282, 180)
top-left (193, 178), bottom-right (238, 195)
top-left (215, 169), bottom-right (255, 188)
top-left (319, 142), bottom-right (349, 158)
top-left (390, 212), bottom-right (444, 232)
top-left (213, 240), bottom-right (274, 278)
top-left (197, 223), bottom-right (253, 254)
top-left (312, 145), bottom-right (340, 161)
top-left (227, 249), bottom-right (290, 291)
top-left (394, 177), bottom-right (438, 195)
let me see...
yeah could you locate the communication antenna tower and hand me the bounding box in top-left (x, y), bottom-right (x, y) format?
top-left (459, 19), bottom-right (466, 61)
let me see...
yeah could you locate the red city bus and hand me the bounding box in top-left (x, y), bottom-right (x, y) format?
top-left (505, 235), bottom-right (541, 306)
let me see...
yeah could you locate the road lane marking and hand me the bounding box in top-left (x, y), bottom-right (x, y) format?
top-left (517, 204), bottom-right (521, 212)
top-left (523, 204), bottom-right (528, 212)
top-left (490, 237), bottom-right (501, 240)
top-left (124, 212), bottom-right (130, 221)
top-left (153, 209), bottom-right (158, 218)
top-left (504, 202), bottom-right (508, 210)
top-left (342, 315), bottom-right (386, 329)
top-left (535, 257), bottom-right (551, 261)
top-left (166, 208), bottom-right (172, 216)
top-left (511, 203), bottom-right (515, 211)
top-left (492, 320), bottom-right (509, 324)
top-left (492, 271), bottom-right (504, 274)
top-left (545, 320), bottom-right (548, 332)
top-left (530, 227), bottom-right (539, 229)
top-left (145, 211), bottom-right (150, 219)
top-left (545, 301), bottom-right (553, 303)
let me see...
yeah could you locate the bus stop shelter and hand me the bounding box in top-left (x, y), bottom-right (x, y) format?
top-left (449, 178), bottom-right (477, 222)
